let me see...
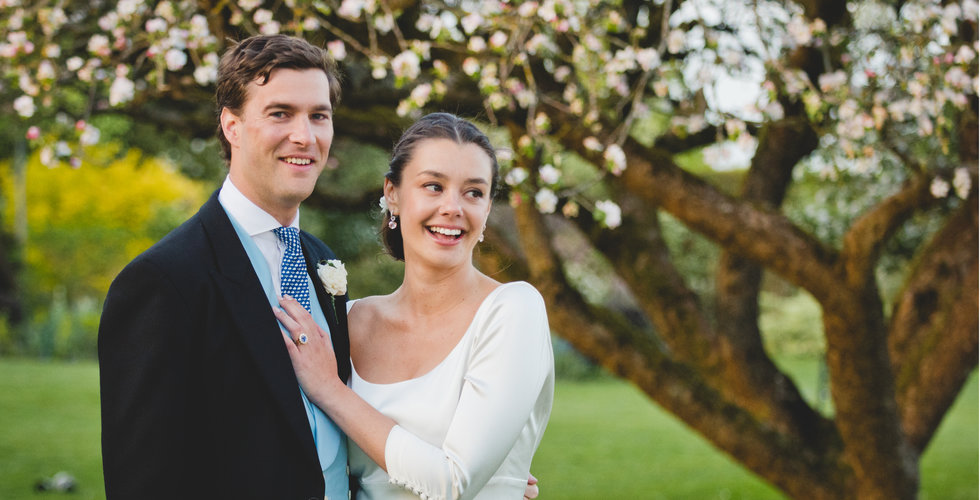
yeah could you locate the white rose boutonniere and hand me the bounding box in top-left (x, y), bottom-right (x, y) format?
top-left (317, 259), bottom-right (347, 297)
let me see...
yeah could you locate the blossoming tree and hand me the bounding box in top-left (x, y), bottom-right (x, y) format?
top-left (2, 0), bottom-right (976, 498)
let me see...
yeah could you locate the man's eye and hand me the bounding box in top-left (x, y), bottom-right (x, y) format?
top-left (312, 113), bottom-right (331, 121)
top-left (270, 111), bottom-right (287, 118)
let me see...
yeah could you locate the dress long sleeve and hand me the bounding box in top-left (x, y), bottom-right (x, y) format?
top-left (349, 281), bottom-right (555, 500)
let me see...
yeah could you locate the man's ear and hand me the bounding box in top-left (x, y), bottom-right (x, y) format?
top-left (383, 178), bottom-right (399, 215)
top-left (220, 107), bottom-right (241, 147)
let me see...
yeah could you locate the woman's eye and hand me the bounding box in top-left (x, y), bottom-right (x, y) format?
top-left (467, 189), bottom-right (484, 198)
top-left (424, 183), bottom-right (441, 192)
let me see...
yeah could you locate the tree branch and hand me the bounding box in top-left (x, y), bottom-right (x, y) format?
top-left (890, 196), bottom-right (979, 452)
top-left (482, 200), bottom-right (850, 500)
top-left (840, 174), bottom-right (938, 286)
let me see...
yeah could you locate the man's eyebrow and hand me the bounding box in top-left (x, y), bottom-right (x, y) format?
top-left (418, 170), bottom-right (489, 185)
top-left (262, 102), bottom-right (333, 113)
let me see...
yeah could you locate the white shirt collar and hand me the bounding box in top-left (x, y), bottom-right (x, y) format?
top-left (217, 175), bottom-right (299, 236)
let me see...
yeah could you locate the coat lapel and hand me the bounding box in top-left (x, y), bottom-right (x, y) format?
top-left (197, 192), bottom-right (320, 455)
top-left (299, 232), bottom-right (352, 382)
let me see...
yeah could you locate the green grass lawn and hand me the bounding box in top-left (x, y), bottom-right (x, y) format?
top-left (0, 358), bottom-right (975, 499)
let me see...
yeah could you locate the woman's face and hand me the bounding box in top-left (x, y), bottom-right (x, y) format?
top-left (385, 138), bottom-right (494, 271)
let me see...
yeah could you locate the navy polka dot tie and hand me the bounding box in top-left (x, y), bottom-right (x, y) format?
top-left (273, 226), bottom-right (311, 312)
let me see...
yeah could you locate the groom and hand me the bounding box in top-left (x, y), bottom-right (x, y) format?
top-left (98, 35), bottom-right (351, 499)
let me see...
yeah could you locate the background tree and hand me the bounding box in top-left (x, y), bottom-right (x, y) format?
top-left (2, 0), bottom-right (976, 498)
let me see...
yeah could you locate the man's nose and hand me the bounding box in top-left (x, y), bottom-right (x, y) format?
top-left (289, 117), bottom-right (316, 146)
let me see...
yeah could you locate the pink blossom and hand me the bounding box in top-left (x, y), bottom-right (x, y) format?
top-left (25, 126), bottom-right (40, 140)
top-left (327, 40), bottom-right (347, 61)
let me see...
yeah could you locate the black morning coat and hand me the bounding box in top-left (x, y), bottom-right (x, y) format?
top-left (98, 190), bottom-right (351, 499)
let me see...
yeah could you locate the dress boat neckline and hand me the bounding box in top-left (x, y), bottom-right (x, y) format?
top-left (350, 281), bottom-right (523, 387)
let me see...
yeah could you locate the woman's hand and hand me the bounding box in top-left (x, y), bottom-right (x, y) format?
top-left (524, 473), bottom-right (539, 499)
top-left (275, 295), bottom-right (345, 403)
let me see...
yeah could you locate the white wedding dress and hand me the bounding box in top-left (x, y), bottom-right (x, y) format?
top-left (347, 281), bottom-right (554, 500)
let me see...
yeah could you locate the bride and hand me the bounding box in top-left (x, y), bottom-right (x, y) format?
top-left (275, 112), bottom-right (555, 499)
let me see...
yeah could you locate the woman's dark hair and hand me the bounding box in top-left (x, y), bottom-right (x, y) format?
top-left (215, 34), bottom-right (342, 163)
top-left (381, 113), bottom-right (500, 261)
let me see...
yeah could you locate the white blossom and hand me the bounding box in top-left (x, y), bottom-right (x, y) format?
top-left (37, 60), bottom-right (55, 81)
top-left (787, 16), bottom-right (812, 45)
top-left (535, 188), bottom-right (558, 214)
top-left (193, 55), bottom-right (218, 85)
top-left (88, 34), bottom-right (111, 57)
top-left (461, 13), bottom-right (483, 34)
top-left (667, 29), bottom-right (685, 54)
top-left (338, 0), bottom-right (365, 19)
top-left (539, 164), bottom-right (561, 185)
top-left (538, 1), bottom-right (558, 22)
top-left (40, 147), bottom-right (55, 167)
top-left (317, 259), bottom-right (347, 295)
top-left (43, 43), bottom-right (61, 58)
top-left (375, 13), bottom-right (394, 33)
top-left (636, 48), bottom-right (660, 71)
top-left (391, 50), bottom-right (421, 81)
top-left (327, 40), bottom-right (347, 61)
top-left (13, 95), bottom-right (34, 117)
top-left (930, 177), bottom-right (950, 198)
top-left (953, 168), bottom-right (972, 199)
top-left (79, 123), bottom-right (101, 145)
top-left (603, 144), bottom-right (627, 175)
top-left (116, 0), bottom-right (142, 19)
top-left (165, 48), bottom-right (187, 71)
top-left (954, 45), bottom-right (976, 64)
top-left (109, 76), bottom-right (135, 106)
top-left (370, 56), bottom-right (388, 79)
top-left (505, 167), bottom-right (528, 186)
top-left (146, 18), bottom-right (168, 33)
top-left (468, 36), bottom-right (487, 53)
top-left (259, 20), bottom-right (280, 35)
top-left (819, 70), bottom-right (847, 92)
top-left (583, 136), bottom-right (603, 152)
top-left (518, 1), bottom-right (538, 18)
top-left (462, 57), bottom-right (481, 76)
top-left (595, 200), bottom-right (622, 229)
top-left (408, 83), bottom-right (432, 106)
top-left (489, 31), bottom-right (508, 49)
top-left (238, 0), bottom-right (261, 11)
top-left (155, 1), bottom-right (176, 21)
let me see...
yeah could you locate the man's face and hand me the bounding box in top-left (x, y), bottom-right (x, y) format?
top-left (220, 67), bottom-right (334, 224)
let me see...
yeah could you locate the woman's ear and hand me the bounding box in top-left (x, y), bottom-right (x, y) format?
top-left (383, 178), bottom-right (399, 215)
